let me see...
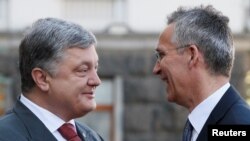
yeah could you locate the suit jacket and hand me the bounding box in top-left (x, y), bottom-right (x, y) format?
top-left (196, 86), bottom-right (250, 141)
top-left (0, 99), bottom-right (104, 141)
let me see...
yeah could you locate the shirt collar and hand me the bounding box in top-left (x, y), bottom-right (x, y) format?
top-left (188, 83), bottom-right (230, 134)
top-left (20, 94), bottom-right (76, 133)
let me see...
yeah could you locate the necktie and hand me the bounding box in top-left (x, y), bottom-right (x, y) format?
top-left (182, 119), bottom-right (193, 141)
top-left (58, 123), bottom-right (82, 141)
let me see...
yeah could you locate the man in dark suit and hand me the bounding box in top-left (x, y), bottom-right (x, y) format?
top-left (0, 18), bottom-right (104, 141)
top-left (153, 5), bottom-right (250, 141)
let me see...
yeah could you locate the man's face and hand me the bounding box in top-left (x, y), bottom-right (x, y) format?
top-left (153, 24), bottom-right (189, 104)
top-left (47, 45), bottom-right (101, 121)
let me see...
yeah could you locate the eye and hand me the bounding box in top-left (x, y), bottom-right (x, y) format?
top-left (75, 66), bottom-right (88, 76)
top-left (95, 65), bottom-right (99, 71)
top-left (155, 51), bottom-right (165, 61)
top-left (77, 68), bottom-right (88, 73)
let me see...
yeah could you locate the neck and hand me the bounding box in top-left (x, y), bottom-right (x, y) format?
top-left (188, 74), bottom-right (229, 112)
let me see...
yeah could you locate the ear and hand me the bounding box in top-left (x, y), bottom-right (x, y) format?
top-left (187, 44), bottom-right (200, 69)
top-left (31, 68), bottom-right (49, 92)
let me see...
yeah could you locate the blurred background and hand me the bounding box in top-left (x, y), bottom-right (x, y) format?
top-left (0, 0), bottom-right (250, 141)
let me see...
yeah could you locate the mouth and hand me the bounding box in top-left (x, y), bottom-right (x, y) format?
top-left (161, 77), bottom-right (169, 87)
top-left (161, 76), bottom-right (168, 82)
top-left (82, 92), bottom-right (95, 99)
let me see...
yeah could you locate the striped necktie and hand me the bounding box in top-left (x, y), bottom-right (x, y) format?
top-left (182, 119), bottom-right (193, 141)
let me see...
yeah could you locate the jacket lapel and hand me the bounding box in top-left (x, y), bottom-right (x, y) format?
top-left (76, 123), bottom-right (86, 141)
top-left (76, 122), bottom-right (104, 141)
top-left (196, 86), bottom-right (241, 141)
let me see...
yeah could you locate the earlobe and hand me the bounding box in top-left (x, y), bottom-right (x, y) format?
top-left (31, 68), bottom-right (49, 91)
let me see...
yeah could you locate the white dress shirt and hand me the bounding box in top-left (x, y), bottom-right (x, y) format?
top-left (188, 83), bottom-right (230, 141)
top-left (20, 94), bottom-right (76, 141)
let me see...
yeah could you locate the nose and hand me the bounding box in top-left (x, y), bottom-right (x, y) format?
top-left (88, 71), bottom-right (102, 87)
top-left (153, 61), bottom-right (161, 75)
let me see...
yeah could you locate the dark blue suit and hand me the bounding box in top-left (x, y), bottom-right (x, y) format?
top-left (196, 86), bottom-right (250, 141)
top-left (0, 100), bottom-right (104, 141)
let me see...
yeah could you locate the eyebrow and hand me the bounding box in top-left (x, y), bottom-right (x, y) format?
top-left (155, 47), bottom-right (164, 53)
top-left (155, 44), bottom-right (165, 51)
top-left (79, 60), bottom-right (99, 67)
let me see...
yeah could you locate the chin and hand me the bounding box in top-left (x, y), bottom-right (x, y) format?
top-left (86, 103), bottom-right (97, 111)
top-left (78, 107), bottom-right (95, 117)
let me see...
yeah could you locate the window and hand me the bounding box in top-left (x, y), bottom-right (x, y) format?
top-left (62, 0), bottom-right (127, 32)
top-left (0, 0), bottom-right (8, 30)
top-left (76, 76), bottom-right (123, 141)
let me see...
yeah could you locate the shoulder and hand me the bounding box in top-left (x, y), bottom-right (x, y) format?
top-left (220, 97), bottom-right (250, 124)
top-left (213, 86), bottom-right (250, 124)
top-left (0, 111), bottom-right (29, 141)
top-left (0, 110), bottom-right (20, 127)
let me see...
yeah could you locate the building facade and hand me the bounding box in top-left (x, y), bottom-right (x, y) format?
top-left (0, 0), bottom-right (250, 141)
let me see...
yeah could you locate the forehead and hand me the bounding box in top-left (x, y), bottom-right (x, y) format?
top-left (157, 24), bottom-right (175, 51)
top-left (62, 46), bottom-right (98, 62)
top-left (65, 45), bottom-right (96, 55)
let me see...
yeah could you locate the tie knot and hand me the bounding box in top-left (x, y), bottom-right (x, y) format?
top-left (58, 123), bottom-right (82, 141)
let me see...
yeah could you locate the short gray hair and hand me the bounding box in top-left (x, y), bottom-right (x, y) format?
top-left (19, 18), bottom-right (97, 93)
top-left (167, 5), bottom-right (234, 77)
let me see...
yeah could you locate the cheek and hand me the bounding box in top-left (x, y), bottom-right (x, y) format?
top-left (65, 78), bottom-right (89, 95)
top-left (74, 77), bottom-right (88, 86)
top-left (160, 61), bottom-right (171, 73)
top-left (50, 78), bottom-right (78, 93)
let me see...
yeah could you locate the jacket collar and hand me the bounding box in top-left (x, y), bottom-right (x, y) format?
top-left (196, 86), bottom-right (242, 141)
top-left (13, 99), bottom-right (58, 141)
